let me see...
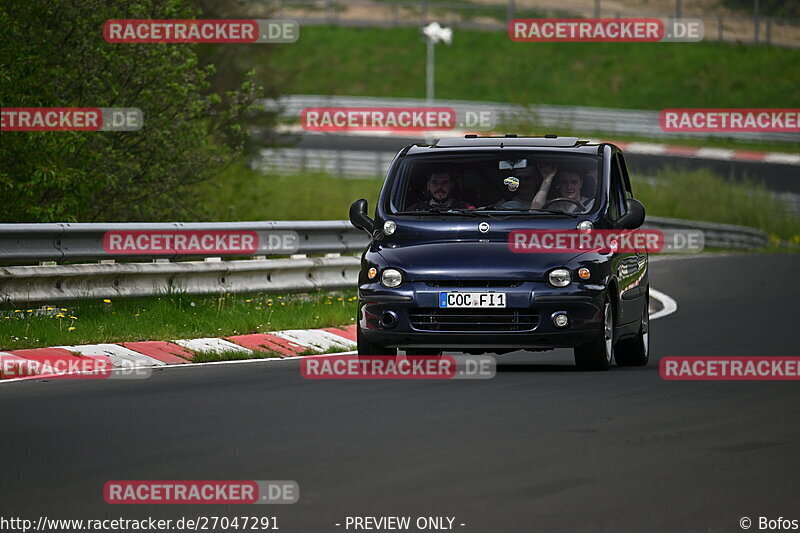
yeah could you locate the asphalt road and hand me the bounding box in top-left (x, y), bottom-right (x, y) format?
top-left (2, 254), bottom-right (799, 533)
top-left (292, 133), bottom-right (800, 195)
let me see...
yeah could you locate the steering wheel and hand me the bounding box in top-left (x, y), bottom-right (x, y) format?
top-left (542, 197), bottom-right (586, 211)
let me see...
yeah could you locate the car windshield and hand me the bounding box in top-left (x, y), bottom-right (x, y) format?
top-left (388, 152), bottom-right (602, 216)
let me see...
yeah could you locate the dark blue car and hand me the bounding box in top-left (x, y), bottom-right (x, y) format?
top-left (349, 136), bottom-right (649, 370)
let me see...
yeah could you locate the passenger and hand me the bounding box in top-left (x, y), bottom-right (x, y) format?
top-left (406, 171), bottom-right (474, 211)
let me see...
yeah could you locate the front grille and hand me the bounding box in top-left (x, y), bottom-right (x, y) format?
top-left (424, 280), bottom-right (521, 288)
top-left (408, 308), bottom-right (539, 332)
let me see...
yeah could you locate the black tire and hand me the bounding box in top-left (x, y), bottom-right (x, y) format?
top-left (615, 290), bottom-right (650, 367)
top-left (574, 295), bottom-right (614, 371)
top-left (357, 327), bottom-right (396, 357)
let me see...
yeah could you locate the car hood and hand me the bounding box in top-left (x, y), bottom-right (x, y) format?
top-left (375, 241), bottom-right (587, 281)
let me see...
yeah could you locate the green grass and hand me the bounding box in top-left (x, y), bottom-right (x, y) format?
top-left (199, 164), bottom-right (383, 221)
top-left (633, 168), bottom-right (800, 243)
top-left (189, 349), bottom-right (285, 364)
top-left (262, 25), bottom-right (800, 110)
top-left (0, 291), bottom-right (357, 351)
top-left (371, 0), bottom-right (555, 22)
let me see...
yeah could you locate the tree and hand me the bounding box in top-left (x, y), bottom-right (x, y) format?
top-left (0, 0), bottom-right (270, 222)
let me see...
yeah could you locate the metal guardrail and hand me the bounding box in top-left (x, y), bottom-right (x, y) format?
top-left (253, 147), bottom-right (396, 178)
top-left (0, 256), bottom-right (361, 303)
top-left (0, 217), bottom-right (768, 303)
top-left (0, 221), bottom-right (369, 264)
top-left (644, 216), bottom-right (768, 249)
top-left (266, 95), bottom-right (800, 143)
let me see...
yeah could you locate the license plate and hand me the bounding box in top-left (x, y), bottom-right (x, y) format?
top-left (439, 292), bottom-right (507, 308)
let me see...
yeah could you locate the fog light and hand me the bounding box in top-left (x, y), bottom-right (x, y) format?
top-left (553, 313), bottom-right (569, 328)
top-left (380, 310), bottom-right (398, 329)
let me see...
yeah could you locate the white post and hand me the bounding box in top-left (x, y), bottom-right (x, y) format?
top-left (422, 22), bottom-right (452, 144)
top-left (426, 37), bottom-right (435, 107)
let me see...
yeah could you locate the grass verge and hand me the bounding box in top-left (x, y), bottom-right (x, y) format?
top-left (0, 291), bottom-right (357, 351)
top-left (632, 168), bottom-right (800, 243)
top-left (199, 164), bottom-right (383, 221)
top-left (262, 26), bottom-right (800, 110)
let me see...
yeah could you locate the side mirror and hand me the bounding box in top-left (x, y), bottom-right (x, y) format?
top-left (349, 198), bottom-right (374, 234)
top-left (616, 198), bottom-right (646, 229)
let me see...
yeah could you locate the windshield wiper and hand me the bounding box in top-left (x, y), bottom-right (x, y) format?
top-left (393, 209), bottom-right (496, 217)
top-left (530, 209), bottom-right (580, 217)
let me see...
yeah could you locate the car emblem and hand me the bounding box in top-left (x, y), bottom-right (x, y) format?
top-left (478, 222), bottom-right (490, 233)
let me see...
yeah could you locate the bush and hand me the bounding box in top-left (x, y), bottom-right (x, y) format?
top-left (0, 0), bottom-right (269, 222)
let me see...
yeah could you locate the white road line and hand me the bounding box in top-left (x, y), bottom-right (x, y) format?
top-left (649, 288), bottom-right (678, 320)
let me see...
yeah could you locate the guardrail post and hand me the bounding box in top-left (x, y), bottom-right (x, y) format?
top-left (766, 17), bottom-right (771, 45)
top-left (718, 15), bottom-right (723, 41)
top-left (506, 0), bottom-right (515, 23)
top-left (594, 0), bottom-right (601, 18)
top-left (754, 0), bottom-right (760, 43)
top-left (336, 150), bottom-right (344, 177)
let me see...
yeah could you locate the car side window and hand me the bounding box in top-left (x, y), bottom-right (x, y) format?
top-left (618, 153), bottom-right (634, 199)
top-left (608, 155), bottom-right (622, 220)
top-left (613, 154), bottom-right (627, 217)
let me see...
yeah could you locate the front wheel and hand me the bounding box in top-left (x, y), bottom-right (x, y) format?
top-left (615, 290), bottom-right (649, 366)
top-left (574, 296), bottom-right (614, 371)
top-left (357, 327), bottom-right (396, 357)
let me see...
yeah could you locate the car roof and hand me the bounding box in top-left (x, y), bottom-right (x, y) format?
top-left (403, 135), bottom-right (611, 156)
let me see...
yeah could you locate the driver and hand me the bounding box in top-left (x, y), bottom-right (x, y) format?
top-left (407, 171), bottom-right (473, 211)
top-left (530, 162), bottom-right (592, 213)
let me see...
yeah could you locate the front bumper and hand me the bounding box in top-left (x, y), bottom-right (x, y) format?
top-left (358, 280), bottom-right (606, 351)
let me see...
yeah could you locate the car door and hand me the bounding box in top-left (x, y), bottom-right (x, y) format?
top-left (608, 152), bottom-right (645, 326)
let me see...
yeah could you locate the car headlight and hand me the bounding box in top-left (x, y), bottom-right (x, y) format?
top-left (548, 268), bottom-right (571, 288)
top-left (381, 268), bottom-right (403, 288)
